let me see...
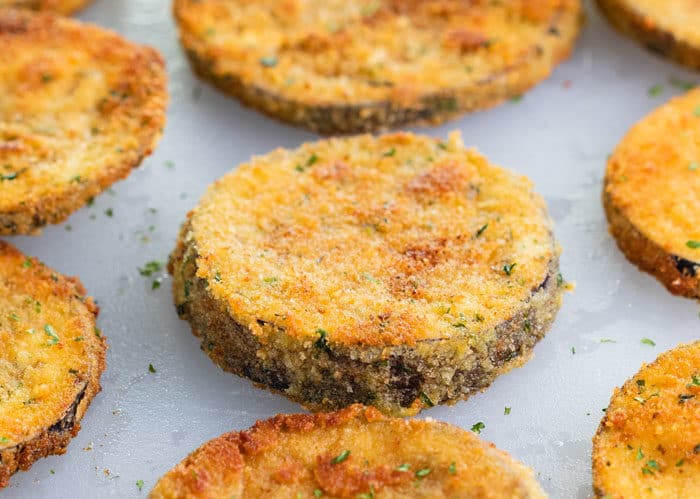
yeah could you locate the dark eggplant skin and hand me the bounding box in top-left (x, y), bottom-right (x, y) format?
top-left (597, 0), bottom-right (700, 70)
top-left (169, 220), bottom-right (564, 417)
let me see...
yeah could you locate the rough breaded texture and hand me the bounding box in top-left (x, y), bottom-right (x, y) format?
top-left (604, 88), bottom-right (700, 298)
top-left (150, 404), bottom-right (547, 498)
top-left (169, 132), bottom-right (564, 416)
top-left (0, 9), bottom-right (167, 235)
top-left (592, 341), bottom-right (700, 498)
top-left (597, 0), bottom-right (700, 69)
top-left (0, 240), bottom-right (106, 488)
top-left (173, 0), bottom-right (583, 134)
top-left (0, 0), bottom-right (91, 15)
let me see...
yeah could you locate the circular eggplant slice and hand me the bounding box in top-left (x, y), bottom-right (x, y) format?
top-left (151, 404), bottom-right (547, 498)
top-left (0, 0), bottom-right (91, 15)
top-left (173, 0), bottom-right (583, 134)
top-left (0, 9), bottom-right (167, 235)
top-left (592, 341), bottom-right (700, 498)
top-left (0, 241), bottom-right (106, 488)
top-left (597, 0), bottom-right (700, 70)
top-left (169, 132), bottom-right (564, 416)
top-left (603, 88), bottom-right (700, 299)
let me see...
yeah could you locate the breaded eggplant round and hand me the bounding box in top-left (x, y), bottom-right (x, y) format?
top-left (151, 404), bottom-right (547, 498)
top-left (597, 0), bottom-right (700, 70)
top-left (173, 0), bottom-right (583, 134)
top-left (603, 88), bottom-right (700, 298)
top-left (592, 341), bottom-right (700, 498)
top-left (0, 9), bottom-right (167, 235)
top-left (0, 241), bottom-right (106, 488)
top-left (0, 0), bottom-right (91, 15)
top-left (169, 132), bottom-right (564, 416)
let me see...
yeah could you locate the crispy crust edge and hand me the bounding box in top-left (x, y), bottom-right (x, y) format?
top-left (0, 240), bottom-right (107, 488)
top-left (0, 10), bottom-right (168, 235)
top-left (168, 215), bottom-right (564, 416)
top-left (173, 1), bottom-right (583, 134)
top-left (596, 0), bottom-right (700, 70)
top-left (0, 0), bottom-right (93, 15)
top-left (603, 184), bottom-right (700, 299)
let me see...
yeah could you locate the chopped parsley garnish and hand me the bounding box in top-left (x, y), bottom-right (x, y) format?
top-left (260, 56), bottom-right (278, 68)
top-left (0, 171), bottom-right (20, 181)
top-left (634, 396), bottom-right (646, 405)
top-left (688, 375), bottom-right (700, 387)
top-left (448, 462), bottom-right (457, 475)
top-left (640, 338), bottom-right (656, 346)
top-left (8, 313), bottom-right (19, 322)
top-left (475, 223), bottom-right (488, 238)
top-left (503, 263), bottom-right (517, 276)
top-left (136, 479), bottom-right (144, 491)
top-left (679, 394), bottom-right (695, 404)
top-left (295, 153), bottom-right (319, 172)
top-left (263, 276), bottom-right (278, 284)
top-left (44, 324), bottom-right (60, 345)
top-left (382, 148), bottom-right (396, 157)
top-left (694, 105), bottom-right (700, 117)
top-left (138, 260), bottom-right (164, 276)
top-left (510, 95), bottom-right (523, 103)
top-left (641, 460), bottom-right (659, 475)
top-left (314, 490), bottom-right (322, 498)
top-left (648, 84), bottom-right (663, 97)
top-left (331, 450), bottom-right (350, 464)
top-left (148, 363), bottom-right (156, 374)
top-left (357, 486), bottom-right (375, 499)
top-left (470, 421), bottom-right (485, 434)
top-left (151, 280), bottom-right (161, 290)
top-left (22, 258), bottom-right (32, 268)
top-left (415, 468), bottom-right (431, 478)
top-left (504, 406), bottom-right (511, 415)
top-left (571, 346), bottom-right (576, 355)
top-left (669, 77), bottom-right (694, 91)
top-left (600, 338), bottom-right (616, 343)
top-left (686, 240), bottom-right (700, 249)
top-left (636, 448), bottom-right (644, 460)
top-left (0, 437), bottom-right (9, 444)
top-left (314, 328), bottom-right (330, 352)
top-left (419, 392), bottom-right (434, 407)
top-left (214, 271), bottom-right (222, 283)
top-left (105, 208), bottom-right (114, 218)
top-left (396, 463), bottom-right (411, 472)
top-left (690, 162), bottom-right (699, 171)
top-left (676, 459), bottom-right (685, 467)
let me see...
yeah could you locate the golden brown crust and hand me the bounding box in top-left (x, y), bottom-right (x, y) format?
top-left (151, 405), bottom-right (547, 498)
top-left (592, 342), bottom-right (700, 498)
top-left (0, 240), bottom-right (106, 488)
top-left (596, 0), bottom-right (700, 69)
top-left (0, 0), bottom-right (91, 15)
top-left (603, 88), bottom-right (700, 299)
top-left (0, 9), bottom-right (167, 235)
top-left (173, 0), bottom-right (583, 134)
top-left (170, 132), bottom-right (564, 415)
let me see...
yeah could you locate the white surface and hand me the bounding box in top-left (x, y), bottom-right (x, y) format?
top-left (4, 1), bottom-right (700, 497)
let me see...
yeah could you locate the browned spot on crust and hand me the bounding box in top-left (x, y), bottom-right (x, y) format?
top-left (405, 160), bottom-right (473, 200)
top-left (314, 454), bottom-right (411, 497)
top-left (443, 29), bottom-right (488, 53)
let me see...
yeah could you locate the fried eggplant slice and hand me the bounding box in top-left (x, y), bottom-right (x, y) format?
top-left (173, 0), bottom-right (583, 134)
top-left (604, 87), bottom-right (700, 298)
top-left (0, 240), bottom-right (106, 488)
top-left (0, 9), bottom-right (167, 235)
top-left (151, 404), bottom-right (547, 498)
top-left (597, 0), bottom-right (700, 70)
top-left (592, 341), bottom-right (700, 498)
top-left (169, 132), bottom-right (564, 416)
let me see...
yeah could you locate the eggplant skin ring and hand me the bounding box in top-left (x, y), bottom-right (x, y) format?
top-left (150, 404), bottom-right (547, 498)
top-left (597, 0), bottom-right (700, 70)
top-left (173, 0), bottom-right (583, 134)
top-left (0, 241), bottom-right (106, 488)
top-left (0, 9), bottom-right (167, 235)
top-left (592, 341), bottom-right (700, 498)
top-left (169, 131), bottom-right (564, 416)
top-left (603, 87), bottom-right (700, 299)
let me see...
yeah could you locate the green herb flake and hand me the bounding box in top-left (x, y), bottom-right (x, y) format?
top-left (475, 223), bottom-right (488, 238)
top-left (648, 84), bottom-right (663, 97)
top-left (503, 262), bottom-right (517, 276)
top-left (22, 258), bottom-right (32, 268)
top-left (260, 56), bottom-right (278, 68)
top-left (689, 162), bottom-right (699, 171)
top-left (470, 421), bottom-right (485, 434)
top-left (314, 328), bottom-right (330, 352)
top-left (688, 375), bottom-right (700, 387)
top-left (138, 261), bottom-right (164, 277)
top-left (331, 450), bottom-right (350, 464)
top-left (448, 461), bottom-right (457, 475)
top-left (634, 396), bottom-right (646, 405)
top-left (571, 346), bottom-right (576, 355)
top-left (396, 463), bottom-right (411, 472)
top-left (0, 436), bottom-right (9, 444)
top-left (419, 392), bottom-right (434, 407)
top-left (382, 148), bottom-right (396, 157)
top-left (600, 338), bottom-right (616, 344)
top-left (44, 324), bottom-right (60, 345)
top-left (641, 338), bottom-right (656, 346)
top-left (676, 459), bottom-right (685, 467)
top-left (0, 171), bottom-right (20, 181)
top-left (136, 479), bottom-right (144, 491)
top-left (686, 240), bottom-right (700, 249)
top-left (504, 406), bottom-right (511, 415)
top-left (694, 105), bottom-right (700, 117)
top-left (314, 489), bottom-right (323, 498)
top-left (105, 208), bottom-right (114, 218)
top-left (669, 77), bottom-right (695, 91)
top-left (148, 363), bottom-right (156, 374)
top-left (415, 468), bottom-right (431, 479)
top-left (263, 276), bottom-right (278, 284)
top-left (636, 448), bottom-right (644, 461)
